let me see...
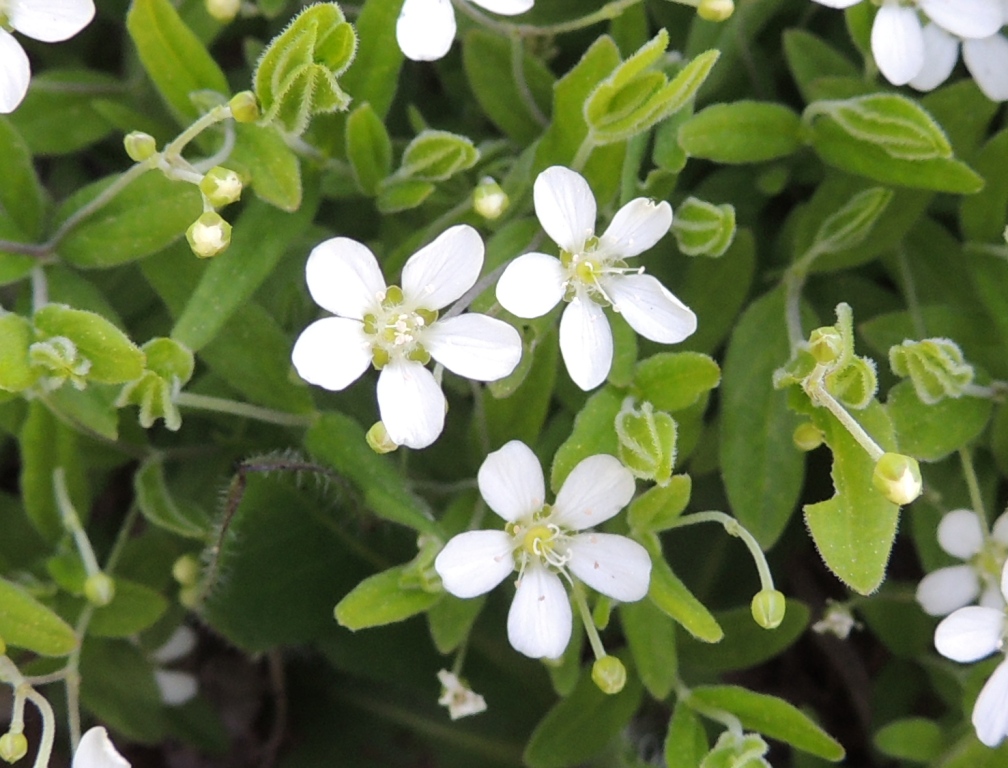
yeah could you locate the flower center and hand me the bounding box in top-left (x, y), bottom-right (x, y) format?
top-left (509, 511), bottom-right (572, 571)
top-left (559, 237), bottom-right (641, 306)
top-left (362, 285), bottom-right (438, 368)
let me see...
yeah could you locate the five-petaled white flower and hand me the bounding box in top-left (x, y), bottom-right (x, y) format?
top-left (909, 23), bottom-right (1008, 102)
top-left (434, 440), bottom-right (651, 660)
top-left (73, 727), bottom-right (130, 768)
top-left (496, 166), bottom-right (697, 391)
top-left (0, 0), bottom-right (96, 113)
top-left (917, 509), bottom-right (1008, 617)
top-left (436, 669), bottom-right (487, 720)
top-left (935, 561), bottom-right (1008, 747)
top-left (811, 0), bottom-right (1004, 87)
top-left (396, 0), bottom-right (533, 62)
top-left (292, 224), bottom-right (522, 449)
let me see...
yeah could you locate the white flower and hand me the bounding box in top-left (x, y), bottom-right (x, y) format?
top-left (396, 0), bottom-right (533, 62)
top-left (150, 626), bottom-right (199, 706)
top-left (434, 440), bottom-right (651, 659)
top-left (73, 727), bottom-right (130, 768)
top-left (935, 562), bottom-right (1008, 746)
top-left (496, 166), bottom-right (696, 391)
top-left (916, 509), bottom-right (1008, 617)
top-left (909, 24), bottom-right (1008, 101)
top-left (292, 225), bottom-right (522, 449)
top-left (436, 669), bottom-right (487, 720)
top-left (811, 0), bottom-right (1004, 86)
top-left (0, 0), bottom-right (96, 113)
top-left (811, 600), bottom-right (859, 639)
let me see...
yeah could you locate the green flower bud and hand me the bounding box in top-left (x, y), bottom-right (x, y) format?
top-left (889, 338), bottom-right (974, 404)
top-left (206, 0), bottom-right (240, 22)
top-left (0, 732), bottom-right (28, 764)
top-left (473, 177), bottom-right (509, 220)
top-left (179, 584), bottom-right (201, 609)
top-left (873, 453), bottom-right (922, 505)
top-left (826, 356), bottom-right (877, 410)
top-left (199, 166), bottom-right (243, 208)
top-left (751, 589), bottom-right (786, 629)
top-left (186, 212), bottom-right (232, 258)
top-left (172, 555), bottom-right (201, 586)
top-left (701, 732), bottom-right (770, 768)
top-left (697, 0), bottom-right (734, 22)
top-left (116, 339), bottom-right (194, 432)
top-left (808, 326), bottom-right (843, 365)
top-left (793, 422), bottom-right (824, 452)
top-left (591, 656), bottom-right (626, 695)
top-left (29, 336), bottom-right (91, 392)
top-left (671, 196), bottom-right (736, 258)
top-left (615, 399), bottom-right (677, 485)
top-left (228, 91), bottom-right (260, 123)
top-left (123, 131), bottom-right (158, 162)
top-left (84, 573), bottom-right (116, 606)
top-left (366, 422), bottom-right (398, 454)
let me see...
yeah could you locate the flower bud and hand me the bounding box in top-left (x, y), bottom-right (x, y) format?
top-left (29, 336), bottom-right (91, 392)
top-left (615, 399), bottom-right (677, 485)
top-left (873, 453), bottom-right (922, 505)
top-left (889, 338), bottom-right (974, 404)
top-left (697, 0), bottom-right (734, 21)
top-left (671, 196), bottom-right (736, 258)
top-left (84, 573), bottom-right (116, 606)
top-left (366, 421), bottom-right (398, 454)
top-left (792, 422), bottom-right (823, 452)
top-left (199, 166), bottom-right (243, 208)
top-left (206, 0), bottom-right (240, 22)
top-left (228, 91), bottom-right (260, 123)
top-left (186, 212), bottom-right (232, 258)
top-left (591, 656), bottom-right (626, 695)
top-left (172, 555), bottom-right (201, 586)
top-left (123, 131), bottom-right (158, 162)
top-left (808, 327), bottom-right (843, 365)
top-left (179, 584), bottom-right (202, 609)
top-left (0, 732), bottom-right (28, 764)
top-left (751, 589), bottom-right (786, 629)
top-left (473, 177), bottom-right (509, 220)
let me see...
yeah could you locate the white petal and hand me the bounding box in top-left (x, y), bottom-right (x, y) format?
top-left (154, 669), bottom-right (198, 707)
top-left (376, 360), bottom-right (445, 449)
top-left (495, 252), bottom-right (565, 319)
top-left (533, 166), bottom-right (597, 254)
top-left (980, 583), bottom-right (1006, 610)
top-left (974, 659), bottom-right (1008, 747)
top-left (909, 23), bottom-right (961, 91)
top-left (0, 30), bottom-right (30, 115)
top-left (963, 35), bottom-right (1008, 102)
top-left (402, 225), bottom-right (483, 311)
top-left (150, 626), bottom-right (197, 664)
top-left (1001, 560), bottom-right (1008, 602)
top-left (73, 727), bottom-right (130, 768)
top-left (991, 512), bottom-right (1008, 545)
top-left (471, 0), bottom-right (533, 15)
top-left (395, 0), bottom-right (456, 62)
top-left (507, 562), bottom-right (571, 659)
top-left (477, 440), bottom-right (546, 523)
top-left (305, 238), bottom-right (385, 320)
top-left (598, 198), bottom-right (673, 259)
top-left (921, 0), bottom-right (1004, 39)
top-left (10, 0), bottom-right (95, 42)
top-left (872, 3), bottom-right (925, 86)
top-left (938, 509), bottom-right (985, 559)
top-left (916, 566), bottom-right (981, 616)
top-left (435, 530), bottom-right (515, 598)
top-left (291, 317), bottom-right (371, 391)
top-left (812, 0), bottom-right (862, 6)
top-left (425, 314), bottom-right (522, 381)
top-left (552, 454), bottom-right (635, 531)
top-left (935, 606), bottom-right (1006, 662)
top-left (566, 533), bottom-right (651, 602)
top-left (559, 297), bottom-right (612, 391)
top-left (604, 273), bottom-right (697, 344)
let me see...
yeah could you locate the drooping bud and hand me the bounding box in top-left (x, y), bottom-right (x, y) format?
top-left (793, 422), bottom-right (824, 452)
top-left (825, 356), bottom-right (877, 410)
top-left (591, 656), bottom-right (626, 695)
top-left (123, 131), bottom-right (158, 162)
top-left (808, 326), bottom-right (843, 365)
top-left (671, 196), bottom-right (736, 257)
top-left (84, 573), bottom-right (116, 606)
top-left (172, 555), bottom-right (201, 586)
top-left (366, 421), bottom-right (398, 454)
top-left (186, 212), bottom-right (232, 258)
top-left (615, 399), bottom-right (677, 485)
top-left (206, 0), bottom-right (240, 22)
top-left (751, 589), bottom-right (786, 629)
top-left (473, 177), bottom-right (509, 220)
top-left (0, 732), bottom-right (28, 764)
top-left (116, 337), bottom-right (195, 432)
top-left (697, 0), bottom-right (734, 22)
top-left (228, 91), bottom-right (260, 123)
top-left (872, 452), bottom-right (922, 505)
top-left (889, 338), bottom-right (974, 404)
top-left (199, 166), bottom-right (243, 208)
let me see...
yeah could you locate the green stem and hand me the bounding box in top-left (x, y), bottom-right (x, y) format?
top-left (570, 582), bottom-right (607, 660)
top-left (804, 365), bottom-right (885, 461)
top-left (959, 448), bottom-right (989, 536)
top-left (453, 0), bottom-right (643, 37)
top-left (667, 511), bottom-right (775, 593)
top-left (510, 33), bottom-right (547, 126)
top-left (675, 679), bottom-right (743, 735)
top-left (22, 687), bottom-right (56, 768)
top-left (174, 392), bottom-right (317, 427)
top-left (570, 134), bottom-right (597, 173)
top-left (53, 468), bottom-right (103, 578)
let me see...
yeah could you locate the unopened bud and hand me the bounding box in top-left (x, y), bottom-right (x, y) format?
top-left (873, 452), bottom-right (922, 505)
top-left (751, 589), bottom-right (786, 629)
top-left (179, 584), bottom-right (201, 609)
top-left (124, 131), bottom-right (158, 162)
top-left (84, 573), bottom-right (115, 606)
top-left (808, 327), bottom-right (843, 365)
top-left (591, 656), bottom-right (626, 695)
top-left (206, 0), bottom-right (240, 22)
top-left (697, 0), bottom-right (734, 21)
top-left (473, 177), bottom-right (509, 220)
top-left (615, 399), bottom-right (677, 485)
top-left (172, 555), bottom-right (201, 587)
top-left (199, 166), bottom-right (243, 208)
top-left (228, 91), bottom-right (260, 123)
top-left (186, 212), bottom-right (232, 258)
top-left (366, 421), bottom-right (398, 454)
top-left (0, 732), bottom-right (28, 764)
top-left (793, 422), bottom-right (823, 452)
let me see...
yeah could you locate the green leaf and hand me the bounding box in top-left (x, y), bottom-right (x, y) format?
top-left (690, 685), bottom-right (845, 761)
top-left (524, 657), bottom-right (643, 768)
top-left (80, 639), bottom-right (169, 743)
top-left (337, 0), bottom-right (404, 119)
top-left (665, 702), bottom-right (708, 768)
top-left (229, 123), bottom-right (303, 212)
top-left (34, 304), bottom-right (145, 384)
top-left (628, 475), bottom-right (692, 533)
top-left (782, 29), bottom-right (859, 104)
top-left (874, 718), bottom-right (944, 763)
top-left (346, 103), bottom-right (392, 195)
top-left (8, 70), bottom-right (116, 155)
top-left (399, 130), bottom-right (479, 182)
top-left (47, 385), bottom-right (120, 441)
top-left (0, 313), bottom-right (36, 392)
top-left (633, 351), bottom-right (721, 412)
top-left (678, 602), bottom-right (809, 672)
top-left (0, 576), bottom-right (78, 656)
top-left (334, 566), bottom-right (441, 630)
top-left (0, 117), bottom-right (46, 238)
top-left (678, 102), bottom-right (804, 164)
top-left (621, 598), bottom-right (677, 700)
top-left (135, 458), bottom-right (211, 539)
top-left (960, 128), bottom-right (1008, 242)
top-left (88, 579), bottom-right (169, 638)
top-left (805, 186), bottom-right (893, 258)
top-left (127, 0), bottom-right (229, 123)
top-left (644, 538), bottom-right (722, 643)
top-left (305, 412), bottom-right (440, 535)
top-left (549, 386), bottom-right (622, 493)
top-left (375, 178), bottom-right (436, 213)
top-left (427, 594), bottom-right (484, 654)
top-left (886, 381), bottom-right (990, 462)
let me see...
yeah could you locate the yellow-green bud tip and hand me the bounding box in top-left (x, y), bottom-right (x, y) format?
top-left (697, 0), bottom-right (734, 21)
top-left (473, 177), bottom-right (509, 220)
top-left (366, 422), bottom-right (399, 454)
top-left (591, 656), bottom-right (626, 695)
top-left (186, 212), bottom-right (232, 258)
top-left (199, 166), bottom-right (243, 208)
top-left (179, 584), bottom-right (202, 609)
top-left (872, 452), bottom-right (922, 505)
top-left (808, 327), bottom-right (843, 365)
top-left (84, 573), bottom-right (116, 607)
top-left (206, 0), bottom-right (240, 22)
top-left (228, 91), bottom-right (260, 123)
top-left (124, 131), bottom-right (158, 162)
top-left (792, 422), bottom-right (824, 452)
top-left (0, 733), bottom-right (28, 764)
top-left (172, 554), bottom-right (201, 587)
top-left (751, 589), bottom-right (786, 629)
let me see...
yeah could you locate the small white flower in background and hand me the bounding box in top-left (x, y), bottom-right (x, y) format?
top-left (935, 561), bottom-right (1008, 747)
top-left (909, 24), bottom-right (1008, 101)
top-left (149, 625), bottom-right (199, 706)
top-left (916, 509), bottom-right (1008, 617)
top-left (496, 166), bottom-right (696, 391)
top-left (396, 0), bottom-right (533, 61)
top-left (436, 669), bottom-right (487, 720)
top-left (810, 0), bottom-right (1004, 87)
top-left (0, 0), bottom-right (96, 113)
top-left (434, 440), bottom-right (651, 659)
top-left (811, 600), bottom-right (859, 639)
top-left (73, 727), bottom-right (130, 768)
top-left (292, 225), bottom-right (522, 449)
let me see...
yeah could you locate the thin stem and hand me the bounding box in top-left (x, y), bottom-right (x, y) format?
top-left (804, 365), bottom-right (885, 461)
top-left (442, 260), bottom-right (511, 320)
top-left (896, 247), bottom-right (926, 339)
top-left (570, 134), bottom-right (596, 173)
top-left (570, 582), bottom-right (607, 660)
top-left (668, 511), bottom-right (775, 593)
top-left (53, 468), bottom-right (103, 578)
top-left (64, 605), bottom-right (93, 751)
top-left (960, 448), bottom-right (989, 536)
top-left (22, 687), bottom-right (56, 768)
top-left (174, 392), bottom-right (316, 427)
top-left (510, 33), bottom-right (547, 127)
top-left (453, 0), bottom-right (643, 37)
top-left (783, 269), bottom-right (806, 353)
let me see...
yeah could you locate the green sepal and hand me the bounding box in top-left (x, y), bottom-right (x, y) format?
top-left (615, 400), bottom-right (677, 484)
top-left (0, 313), bottom-right (37, 392)
top-left (334, 565), bottom-right (442, 630)
top-left (33, 304), bottom-right (145, 385)
top-left (671, 197), bottom-right (736, 257)
top-left (0, 576), bottom-right (78, 656)
top-left (398, 130), bottom-right (480, 182)
top-left (889, 338), bottom-right (973, 404)
top-left (627, 475), bottom-right (692, 533)
top-left (700, 731), bottom-right (770, 768)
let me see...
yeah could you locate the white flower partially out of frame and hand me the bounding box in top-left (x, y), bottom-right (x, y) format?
top-left (496, 166), bottom-right (696, 391)
top-left (291, 224), bottom-right (523, 449)
top-left (73, 727), bottom-right (130, 768)
top-left (434, 440), bottom-right (651, 660)
top-left (0, 0), bottom-right (97, 113)
top-left (395, 0), bottom-right (533, 62)
top-left (909, 24), bottom-right (1008, 102)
